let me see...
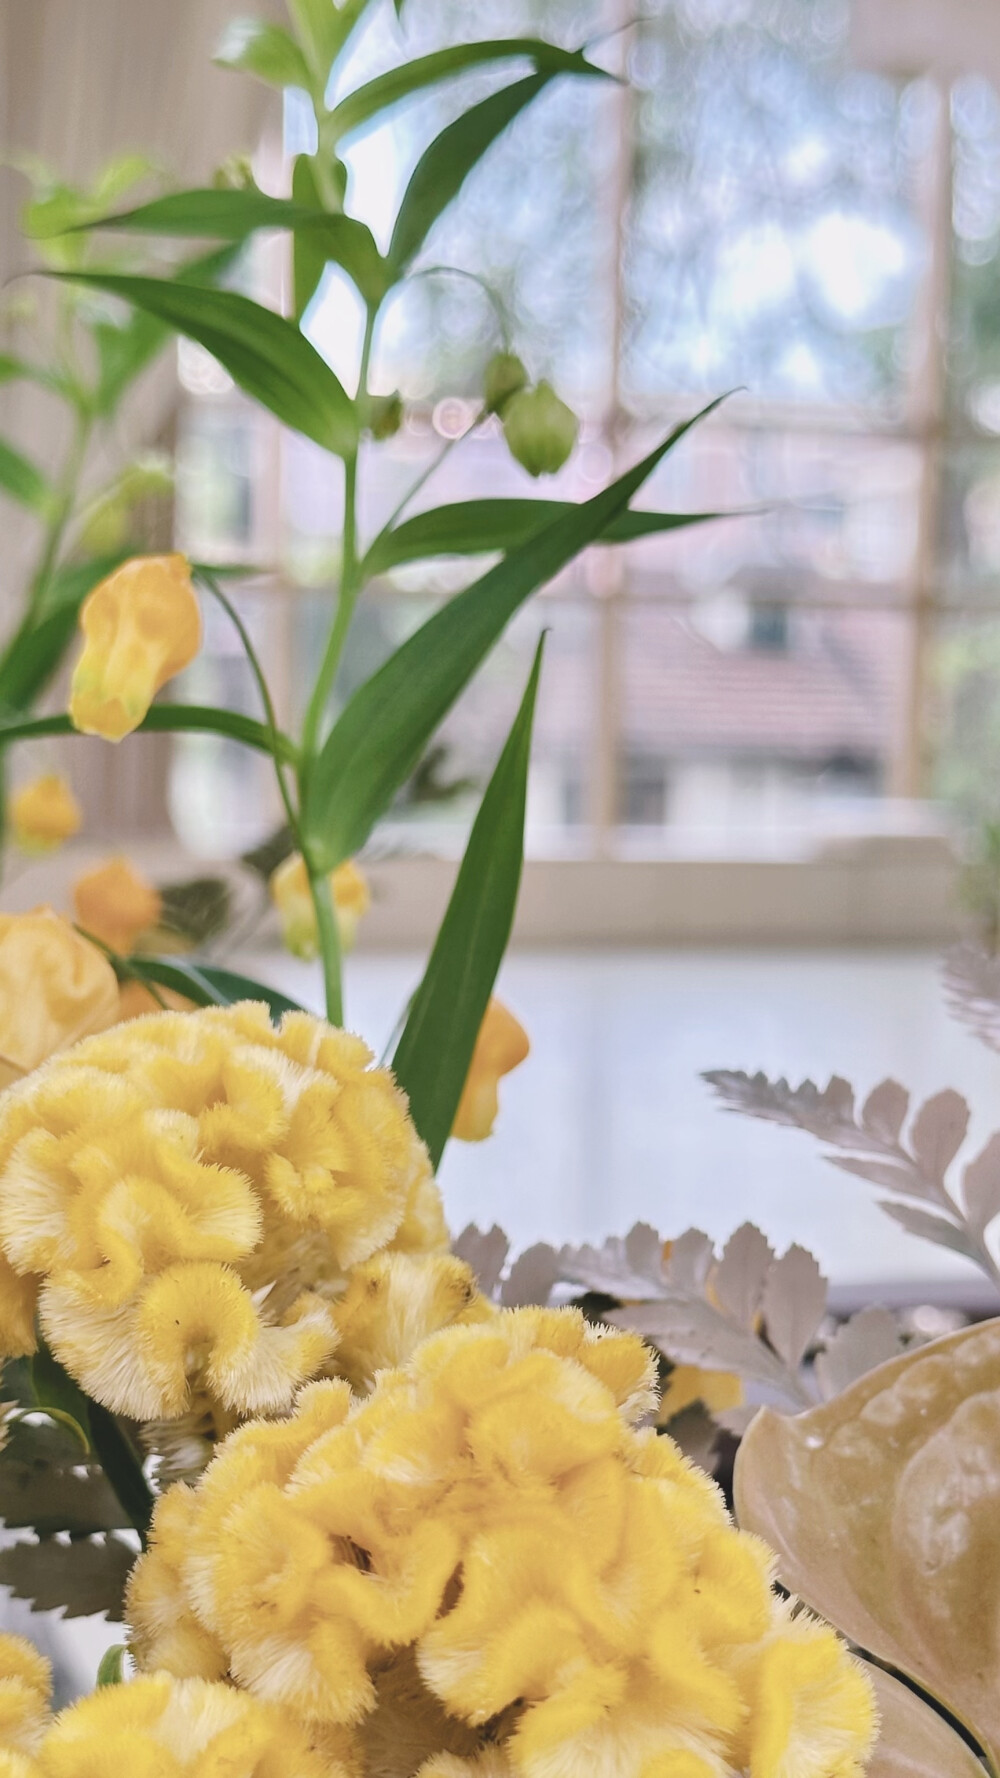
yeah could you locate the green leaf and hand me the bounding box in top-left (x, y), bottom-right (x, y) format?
top-left (0, 437), bottom-right (51, 513)
top-left (0, 704), bottom-right (298, 763)
top-left (88, 1401), bottom-right (154, 1541)
top-left (329, 39), bottom-right (606, 142)
top-left (0, 353), bottom-right (65, 394)
top-left (91, 241), bottom-right (241, 418)
top-left (52, 273), bottom-right (359, 456)
top-left (389, 68), bottom-right (603, 273)
top-left (292, 157), bottom-right (328, 320)
top-left (363, 499), bottom-right (726, 578)
top-left (215, 17), bottom-right (313, 91)
top-left (0, 605), bottom-right (79, 714)
top-left (287, 0), bottom-right (343, 85)
top-left (0, 1534), bottom-right (135, 1620)
top-left (0, 1418), bottom-right (127, 1537)
top-left (303, 399), bottom-right (726, 869)
top-left (97, 1645), bottom-right (128, 1688)
top-left (123, 955), bottom-right (305, 1023)
top-left (29, 1343), bottom-right (92, 1452)
top-left (157, 877), bottom-right (232, 946)
top-left (393, 638), bottom-right (543, 1166)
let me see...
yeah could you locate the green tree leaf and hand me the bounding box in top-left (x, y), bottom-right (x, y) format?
top-left (0, 704), bottom-right (298, 763)
top-left (215, 17), bottom-right (313, 92)
top-left (329, 39), bottom-right (606, 142)
top-left (389, 68), bottom-right (603, 272)
top-left (287, 0), bottom-right (344, 85)
top-left (123, 955), bottom-right (305, 1023)
top-left (0, 437), bottom-right (51, 513)
top-left (303, 401), bottom-right (725, 869)
top-left (53, 272), bottom-right (358, 456)
top-left (364, 499), bottom-right (727, 578)
top-left (392, 637), bottom-right (543, 1167)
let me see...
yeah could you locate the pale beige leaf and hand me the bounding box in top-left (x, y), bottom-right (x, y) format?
top-left (558, 1225), bottom-right (667, 1298)
top-left (452, 1223), bottom-right (509, 1297)
top-left (909, 1089), bottom-right (969, 1185)
top-left (712, 1222), bottom-right (774, 1329)
top-left (735, 1319), bottom-right (1000, 1768)
top-left (943, 942), bottom-right (1000, 1054)
top-left (814, 1307), bottom-right (904, 1400)
top-left (862, 1079), bottom-right (910, 1144)
top-left (761, 1243), bottom-right (828, 1368)
top-left (962, 1132), bottom-right (1000, 1240)
top-left (500, 1243), bottom-right (559, 1307)
top-left (866, 1666), bottom-right (987, 1777)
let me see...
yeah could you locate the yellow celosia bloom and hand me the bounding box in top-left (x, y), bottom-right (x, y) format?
top-left (452, 999), bottom-right (530, 1143)
top-left (10, 776), bottom-right (82, 854)
top-left (0, 908), bottom-right (119, 1092)
top-left (0, 1003), bottom-right (461, 1432)
top-left (270, 854), bottom-right (372, 958)
top-left (72, 855), bottom-right (162, 954)
top-left (127, 1308), bottom-right (876, 1778)
top-left (68, 552), bottom-right (202, 742)
top-left (0, 1645), bottom-right (345, 1778)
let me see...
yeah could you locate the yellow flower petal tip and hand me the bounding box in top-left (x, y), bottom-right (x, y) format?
top-left (0, 908), bottom-right (119, 1090)
top-left (127, 1307), bottom-right (875, 1778)
top-left (0, 1631), bottom-right (52, 1760)
top-left (452, 998), bottom-right (530, 1142)
top-left (68, 552), bottom-right (201, 742)
top-left (270, 853), bottom-right (371, 960)
top-left (10, 775), bottom-right (82, 854)
top-left (72, 854), bottom-right (162, 954)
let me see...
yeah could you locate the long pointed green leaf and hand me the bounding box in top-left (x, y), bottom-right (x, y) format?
top-left (330, 39), bottom-right (606, 141)
top-left (0, 556), bottom-right (127, 714)
top-left (91, 242), bottom-right (243, 417)
top-left (392, 637), bottom-right (543, 1165)
top-left (215, 18), bottom-right (313, 91)
top-left (303, 398), bottom-right (726, 869)
top-left (0, 438), bottom-right (51, 513)
top-left (0, 703), bottom-right (297, 762)
top-left (390, 69), bottom-right (599, 272)
top-left (122, 956), bottom-right (304, 1022)
top-left (364, 499), bottom-right (727, 578)
top-left (50, 273), bottom-right (358, 457)
top-left (80, 190), bottom-right (388, 308)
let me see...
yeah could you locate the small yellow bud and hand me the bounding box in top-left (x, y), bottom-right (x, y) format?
top-left (10, 774), bottom-right (81, 853)
top-left (73, 855), bottom-right (162, 955)
top-left (483, 351), bottom-right (528, 415)
top-left (502, 380), bottom-right (578, 477)
top-left (0, 907), bottom-right (119, 1087)
top-left (452, 997), bottom-right (530, 1142)
top-left (270, 853), bottom-right (371, 958)
top-left (658, 1363), bottom-right (744, 1422)
top-left (68, 553), bottom-right (201, 742)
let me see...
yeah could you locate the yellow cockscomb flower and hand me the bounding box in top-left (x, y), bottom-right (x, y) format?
top-left (0, 1003), bottom-right (458, 1432)
top-left (72, 854), bottom-right (162, 954)
top-left (0, 909), bottom-right (119, 1095)
top-left (452, 999), bottom-right (529, 1142)
top-left (0, 1634), bottom-right (50, 1773)
top-left (126, 1308), bottom-right (876, 1778)
top-left (270, 854), bottom-right (372, 959)
top-left (10, 775), bottom-right (82, 854)
top-left (68, 552), bottom-right (201, 742)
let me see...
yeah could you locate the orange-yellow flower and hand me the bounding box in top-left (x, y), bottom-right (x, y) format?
top-left (68, 552), bottom-right (201, 741)
top-left (270, 853), bottom-right (371, 958)
top-left (10, 775), bottom-right (81, 853)
top-left (452, 998), bottom-right (529, 1141)
top-left (0, 907), bottom-right (118, 1089)
top-left (73, 855), bottom-right (162, 954)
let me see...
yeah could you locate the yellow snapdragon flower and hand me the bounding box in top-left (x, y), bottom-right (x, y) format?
top-left (452, 998), bottom-right (530, 1142)
top-left (72, 855), bottom-right (162, 954)
top-left (68, 553), bottom-right (201, 742)
top-left (127, 1308), bottom-right (876, 1778)
top-left (0, 1638), bottom-right (345, 1778)
top-left (270, 854), bottom-right (371, 958)
top-left (0, 1003), bottom-right (464, 1433)
top-left (10, 775), bottom-right (81, 854)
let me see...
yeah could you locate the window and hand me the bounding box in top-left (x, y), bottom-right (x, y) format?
top-left (173, 0), bottom-right (1000, 861)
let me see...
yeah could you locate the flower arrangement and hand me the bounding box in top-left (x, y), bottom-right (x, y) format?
top-left (0, 4), bottom-right (997, 1776)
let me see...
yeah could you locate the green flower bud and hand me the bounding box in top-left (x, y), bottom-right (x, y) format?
top-left (502, 381), bottom-right (579, 478)
top-left (483, 351), bottom-right (528, 416)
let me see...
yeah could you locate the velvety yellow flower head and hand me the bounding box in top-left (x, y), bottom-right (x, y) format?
top-left (127, 1308), bottom-right (876, 1778)
top-left (0, 908), bottom-right (119, 1090)
top-left (270, 854), bottom-right (371, 959)
top-left (69, 553), bottom-right (202, 742)
top-left (452, 999), bottom-right (530, 1142)
top-left (72, 855), bottom-right (162, 954)
top-left (0, 1003), bottom-right (458, 1428)
top-left (10, 775), bottom-right (82, 854)
top-left (0, 1649), bottom-right (345, 1778)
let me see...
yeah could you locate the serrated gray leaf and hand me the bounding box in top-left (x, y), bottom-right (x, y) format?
top-left (452, 1223), bottom-right (509, 1297)
top-left (861, 1079), bottom-right (909, 1144)
top-left (762, 1245), bottom-right (828, 1370)
top-left (827, 1156), bottom-right (934, 1199)
top-left (943, 943), bottom-right (1000, 1053)
top-left (557, 1229), bottom-right (666, 1299)
top-left (663, 1228), bottom-right (714, 1292)
top-left (713, 1223), bottom-right (775, 1330)
top-left (704, 1070), bottom-right (865, 1146)
top-left (877, 1201), bottom-right (982, 1263)
top-left (624, 1222), bottom-right (664, 1279)
top-left (961, 1133), bottom-right (1000, 1240)
top-left (814, 1307), bottom-right (904, 1399)
top-left (0, 1420), bottom-right (127, 1537)
top-left (0, 1533), bottom-right (134, 1619)
top-left (500, 1243), bottom-right (559, 1307)
top-left (910, 1090), bottom-right (969, 1185)
top-left (612, 1297), bottom-right (793, 1394)
top-left (714, 1404), bottom-right (760, 1437)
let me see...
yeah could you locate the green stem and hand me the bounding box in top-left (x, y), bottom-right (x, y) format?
top-left (28, 403), bottom-right (92, 617)
top-left (88, 1401), bottom-right (154, 1546)
top-left (195, 568), bottom-right (300, 837)
top-left (367, 404), bottom-right (486, 560)
top-left (308, 862), bottom-right (343, 1024)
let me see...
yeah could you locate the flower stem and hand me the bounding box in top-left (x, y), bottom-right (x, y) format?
top-left (308, 862), bottom-right (343, 1025)
top-left (28, 402), bottom-right (92, 618)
